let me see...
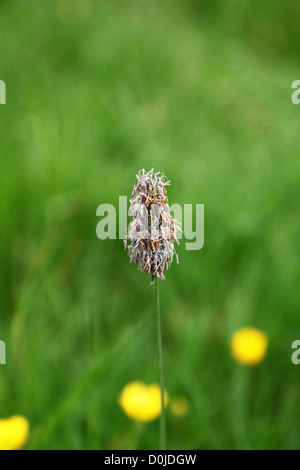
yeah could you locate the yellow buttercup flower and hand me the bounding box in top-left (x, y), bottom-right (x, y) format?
top-left (0, 415), bottom-right (29, 450)
top-left (170, 396), bottom-right (190, 417)
top-left (230, 327), bottom-right (268, 366)
top-left (119, 381), bottom-right (169, 422)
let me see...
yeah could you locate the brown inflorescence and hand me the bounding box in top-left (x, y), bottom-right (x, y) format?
top-left (125, 169), bottom-right (180, 282)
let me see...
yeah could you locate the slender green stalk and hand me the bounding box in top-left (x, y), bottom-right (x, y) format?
top-left (156, 275), bottom-right (166, 450)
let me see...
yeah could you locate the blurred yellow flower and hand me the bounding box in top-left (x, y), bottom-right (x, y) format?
top-left (0, 415), bottom-right (29, 450)
top-left (119, 381), bottom-right (169, 422)
top-left (230, 327), bottom-right (268, 366)
top-left (170, 396), bottom-right (190, 417)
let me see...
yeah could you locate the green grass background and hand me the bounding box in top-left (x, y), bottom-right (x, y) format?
top-left (0, 0), bottom-right (300, 449)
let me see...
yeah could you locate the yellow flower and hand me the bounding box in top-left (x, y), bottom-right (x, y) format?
top-left (230, 327), bottom-right (268, 366)
top-left (170, 396), bottom-right (190, 417)
top-left (119, 381), bottom-right (169, 422)
top-left (0, 415), bottom-right (29, 450)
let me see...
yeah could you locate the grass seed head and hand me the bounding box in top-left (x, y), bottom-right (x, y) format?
top-left (125, 169), bottom-right (180, 282)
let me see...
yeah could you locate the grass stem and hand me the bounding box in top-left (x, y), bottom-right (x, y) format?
top-left (156, 275), bottom-right (166, 450)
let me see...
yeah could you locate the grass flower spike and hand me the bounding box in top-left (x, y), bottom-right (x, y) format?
top-left (0, 415), bottom-right (29, 450)
top-left (230, 327), bottom-right (268, 366)
top-left (125, 169), bottom-right (180, 283)
top-left (119, 381), bottom-right (169, 422)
